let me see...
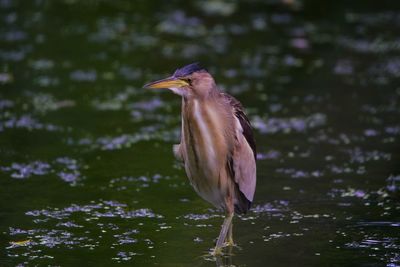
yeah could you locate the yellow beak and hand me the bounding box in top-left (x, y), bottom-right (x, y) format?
top-left (143, 76), bottom-right (189, 89)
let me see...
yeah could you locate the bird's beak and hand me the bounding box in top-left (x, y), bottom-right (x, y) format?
top-left (143, 76), bottom-right (189, 89)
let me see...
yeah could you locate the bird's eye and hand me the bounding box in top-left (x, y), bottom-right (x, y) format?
top-left (186, 78), bottom-right (192, 84)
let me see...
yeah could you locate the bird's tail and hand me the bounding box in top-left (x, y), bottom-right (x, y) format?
top-left (234, 185), bottom-right (252, 214)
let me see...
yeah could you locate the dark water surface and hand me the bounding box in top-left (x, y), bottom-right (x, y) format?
top-left (1, 0), bottom-right (400, 266)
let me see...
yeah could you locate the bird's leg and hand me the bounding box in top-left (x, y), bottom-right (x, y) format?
top-left (216, 213), bottom-right (233, 248)
top-left (212, 212), bottom-right (233, 255)
top-left (225, 221), bottom-right (235, 247)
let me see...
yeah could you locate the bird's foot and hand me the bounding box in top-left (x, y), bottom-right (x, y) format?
top-left (210, 246), bottom-right (223, 257)
top-left (224, 238), bottom-right (235, 247)
top-left (224, 241), bottom-right (241, 252)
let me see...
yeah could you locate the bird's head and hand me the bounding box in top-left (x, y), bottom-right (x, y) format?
top-left (144, 63), bottom-right (217, 98)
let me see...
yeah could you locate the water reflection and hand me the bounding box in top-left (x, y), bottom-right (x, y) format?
top-left (214, 248), bottom-right (234, 267)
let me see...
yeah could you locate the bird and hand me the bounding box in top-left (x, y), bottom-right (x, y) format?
top-left (144, 63), bottom-right (256, 255)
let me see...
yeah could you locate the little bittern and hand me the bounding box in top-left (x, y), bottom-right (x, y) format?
top-left (144, 63), bottom-right (256, 255)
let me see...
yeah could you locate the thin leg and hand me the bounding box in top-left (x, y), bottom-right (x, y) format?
top-left (212, 213), bottom-right (233, 255)
top-left (226, 221), bottom-right (234, 246)
top-left (216, 213), bottom-right (233, 248)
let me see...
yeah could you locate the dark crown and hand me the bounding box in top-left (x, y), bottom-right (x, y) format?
top-left (173, 62), bottom-right (206, 77)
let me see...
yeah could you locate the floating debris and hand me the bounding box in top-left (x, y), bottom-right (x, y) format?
top-left (257, 150), bottom-right (281, 160)
top-left (345, 147), bottom-right (391, 163)
top-left (0, 157), bottom-right (83, 185)
top-left (109, 174), bottom-right (167, 191)
top-left (334, 59), bottom-right (354, 75)
top-left (290, 38), bottom-right (309, 50)
top-left (0, 114), bottom-right (61, 132)
top-left (196, 0), bottom-right (237, 16)
top-left (276, 168), bottom-right (324, 178)
top-left (30, 93), bottom-right (75, 113)
top-left (70, 69), bottom-right (97, 82)
top-left (30, 59), bottom-right (54, 70)
top-left (8, 239), bottom-right (31, 248)
top-left (252, 113), bottom-right (327, 134)
top-left (157, 10), bottom-right (206, 37)
top-left (0, 72), bottom-right (13, 83)
top-left (386, 175), bottom-right (400, 192)
top-left (75, 127), bottom-right (180, 151)
top-left (337, 37), bottom-right (400, 53)
top-left (182, 213), bottom-right (222, 221)
top-left (25, 201), bottom-right (163, 220)
top-left (193, 237), bottom-right (203, 243)
top-left (1, 161), bottom-right (51, 179)
top-left (0, 99), bottom-right (14, 109)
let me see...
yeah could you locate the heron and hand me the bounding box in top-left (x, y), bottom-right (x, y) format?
top-left (144, 63), bottom-right (256, 255)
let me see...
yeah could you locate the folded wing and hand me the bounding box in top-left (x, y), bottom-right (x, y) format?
top-left (223, 94), bottom-right (257, 214)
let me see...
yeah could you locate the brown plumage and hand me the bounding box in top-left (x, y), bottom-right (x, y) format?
top-left (144, 63), bottom-right (256, 255)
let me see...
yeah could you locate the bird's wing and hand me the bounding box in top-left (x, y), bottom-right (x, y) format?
top-left (224, 94), bottom-right (256, 159)
top-left (223, 93), bottom-right (257, 213)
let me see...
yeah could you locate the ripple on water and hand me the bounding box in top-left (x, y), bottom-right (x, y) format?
top-left (250, 201), bottom-right (335, 243)
top-left (344, 232), bottom-right (400, 266)
top-left (252, 201), bottom-right (290, 214)
top-left (346, 237), bottom-right (398, 249)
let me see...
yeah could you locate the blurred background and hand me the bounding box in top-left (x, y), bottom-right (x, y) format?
top-left (0, 0), bottom-right (399, 266)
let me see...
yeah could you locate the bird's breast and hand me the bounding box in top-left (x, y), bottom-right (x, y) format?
top-left (181, 99), bottom-right (231, 197)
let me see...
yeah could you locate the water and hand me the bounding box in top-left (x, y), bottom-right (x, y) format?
top-left (1, 0), bottom-right (399, 266)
